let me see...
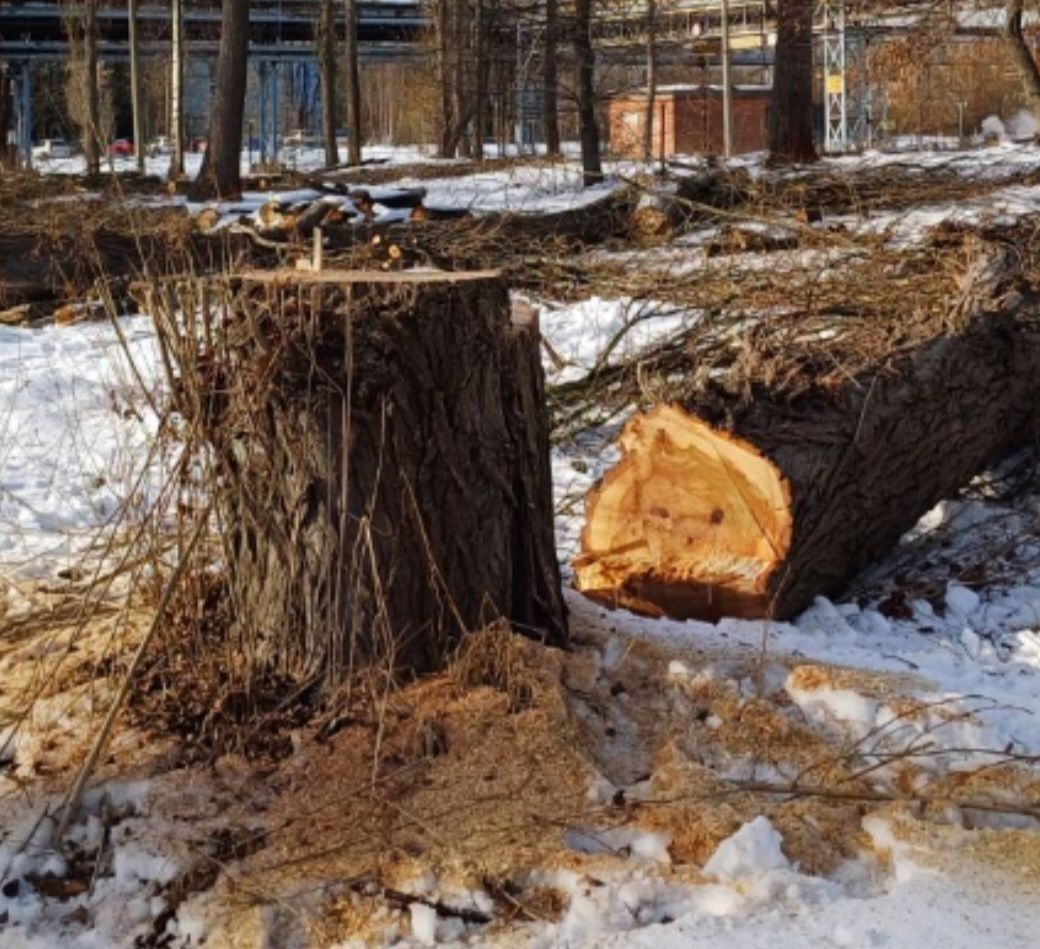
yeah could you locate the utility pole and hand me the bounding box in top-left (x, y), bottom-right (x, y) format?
top-left (345, 0), bottom-right (362, 165)
top-left (129, 0), bottom-right (144, 171)
top-left (721, 0), bottom-right (732, 157)
top-left (170, 0), bottom-right (185, 179)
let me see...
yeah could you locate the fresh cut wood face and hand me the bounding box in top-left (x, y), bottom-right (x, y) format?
top-left (574, 405), bottom-right (793, 621)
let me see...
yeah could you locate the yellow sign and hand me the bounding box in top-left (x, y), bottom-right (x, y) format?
top-left (826, 75), bottom-right (845, 95)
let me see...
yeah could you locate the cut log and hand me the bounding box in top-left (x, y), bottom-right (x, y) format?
top-left (574, 244), bottom-right (1040, 622)
top-left (155, 269), bottom-right (567, 685)
top-left (630, 189), bottom-right (689, 241)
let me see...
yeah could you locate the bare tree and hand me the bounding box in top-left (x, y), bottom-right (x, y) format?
top-left (473, 0), bottom-right (487, 161)
top-left (574, 0), bottom-right (603, 185)
top-left (436, 0), bottom-right (452, 156)
top-left (644, 0), bottom-right (657, 162)
top-left (0, 1), bottom-right (13, 173)
top-left (169, 0), bottom-right (185, 180)
top-left (199, 0), bottom-right (250, 197)
top-left (67, 0), bottom-right (102, 175)
top-left (318, 0), bottom-right (339, 167)
top-left (453, 0), bottom-right (471, 156)
top-left (0, 76), bottom-right (11, 173)
top-left (768, 0), bottom-right (817, 163)
top-left (543, 0), bottom-right (560, 155)
top-left (1004, 0), bottom-right (1040, 112)
top-left (129, 0), bottom-right (144, 171)
top-left (345, 0), bottom-right (362, 164)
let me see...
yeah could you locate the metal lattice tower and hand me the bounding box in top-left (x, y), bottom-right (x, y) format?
top-left (821, 0), bottom-right (848, 153)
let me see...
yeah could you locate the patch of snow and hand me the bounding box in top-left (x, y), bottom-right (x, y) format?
top-left (409, 902), bottom-right (439, 945)
top-left (946, 583), bottom-right (981, 618)
top-left (702, 818), bottom-right (790, 882)
top-left (0, 318), bottom-right (165, 578)
top-left (564, 827), bottom-right (672, 865)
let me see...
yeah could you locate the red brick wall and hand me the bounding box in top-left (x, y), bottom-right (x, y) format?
top-left (610, 90), bottom-right (770, 158)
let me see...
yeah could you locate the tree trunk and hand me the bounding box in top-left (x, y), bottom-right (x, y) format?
top-left (0, 0), bottom-right (5, 174)
top-left (199, 0), bottom-right (250, 198)
top-left (157, 271), bottom-right (567, 686)
top-left (169, 0), bottom-right (185, 180)
top-left (318, 0), bottom-right (339, 168)
top-left (768, 0), bottom-right (817, 164)
top-left (0, 68), bottom-right (12, 173)
top-left (452, 0), bottom-right (470, 158)
top-left (574, 0), bottom-right (603, 186)
top-left (574, 245), bottom-right (1040, 622)
top-left (83, 0), bottom-right (101, 176)
top-left (345, 0), bottom-right (363, 165)
top-left (129, 0), bottom-right (144, 172)
top-left (473, 0), bottom-right (487, 162)
top-left (643, 0), bottom-right (657, 162)
top-left (543, 0), bottom-right (560, 156)
top-left (436, 0), bottom-right (453, 157)
top-left (1004, 0), bottom-right (1040, 114)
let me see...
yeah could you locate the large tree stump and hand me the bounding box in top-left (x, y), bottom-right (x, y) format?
top-left (158, 269), bottom-right (566, 686)
top-left (574, 245), bottom-right (1040, 622)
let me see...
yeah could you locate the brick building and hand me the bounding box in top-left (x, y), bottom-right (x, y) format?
top-left (609, 84), bottom-right (772, 158)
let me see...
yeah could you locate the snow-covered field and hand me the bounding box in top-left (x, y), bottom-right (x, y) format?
top-left (3, 143), bottom-right (1040, 947)
top-left (0, 320), bottom-right (165, 580)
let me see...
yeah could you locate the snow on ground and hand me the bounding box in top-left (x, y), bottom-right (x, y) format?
top-left (830, 179), bottom-right (1040, 248)
top-left (0, 318), bottom-right (165, 579)
top-left (33, 139), bottom-right (1040, 223)
top-left (33, 142), bottom-right (564, 181)
top-left (563, 831), bottom-right (1037, 948)
top-left (3, 144), bottom-right (1040, 946)
top-left (523, 813), bottom-right (1040, 949)
top-left (538, 297), bottom-right (702, 386)
top-left (376, 163), bottom-right (622, 214)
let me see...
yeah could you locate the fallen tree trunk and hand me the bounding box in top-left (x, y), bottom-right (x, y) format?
top-left (155, 269), bottom-right (567, 685)
top-left (0, 227), bottom-right (276, 312)
top-left (317, 187), bottom-right (637, 271)
top-left (574, 243), bottom-right (1040, 622)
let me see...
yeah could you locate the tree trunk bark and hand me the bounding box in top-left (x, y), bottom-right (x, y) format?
top-left (129, 0), bottom-right (144, 172)
top-left (0, 68), bottom-right (12, 174)
top-left (436, 0), bottom-right (453, 157)
top-left (169, 0), bottom-right (185, 180)
top-left (643, 0), bottom-right (657, 162)
top-left (0, 0), bottom-right (5, 174)
top-left (199, 0), bottom-right (250, 198)
top-left (543, 0), bottom-right (560, 156)
top-left (345, 0), bottom-right (363, 165)
top-left (83, 0), bottom-right (101, 176)
top-left (473, 0), bottom-right (487, 162)
top-left (318, 0), bottom-right (339, 168)
top-left (452, 0), bottom-right (470, 158)
top-left (768, 0), bottom-right (817, 164)
top-left (158, 271), bottom-right (567, 686)
top-left (575, 245), bottom-right (1040, 622)
top-left (1004, 0), bottom-right (1040, 114)
top-left (574, 0), bottom-right (603, 186)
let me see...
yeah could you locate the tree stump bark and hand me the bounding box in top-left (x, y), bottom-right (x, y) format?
top-left (160, 269), bottom-right (566, 687)
top-left (574, 246), bottom-right (1040, 622)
